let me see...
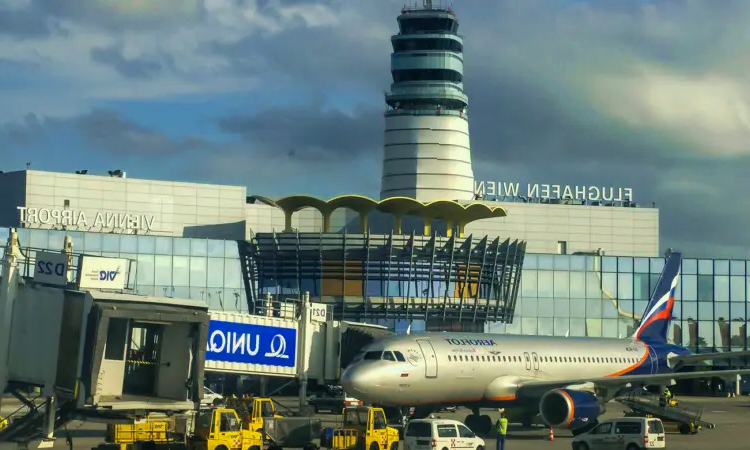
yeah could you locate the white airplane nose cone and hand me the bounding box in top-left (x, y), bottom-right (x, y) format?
top-left (340, 366), bottom-right (372, 397)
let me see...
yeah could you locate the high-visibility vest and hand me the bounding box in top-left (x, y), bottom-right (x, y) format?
top-left (495, 418), bottom-right (508, 435)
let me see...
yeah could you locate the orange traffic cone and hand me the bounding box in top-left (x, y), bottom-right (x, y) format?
top-left (548, 427), bottom-right (554, 441)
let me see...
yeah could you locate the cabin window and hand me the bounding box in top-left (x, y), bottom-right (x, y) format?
top-left (481, 356), bottom-right (485, 362)
top-left (382, 351), bottom-right (396, 361)
top-left (364, 351), bottom-right (382, 360)
top-left (394, 351), bottom-right (406, 362)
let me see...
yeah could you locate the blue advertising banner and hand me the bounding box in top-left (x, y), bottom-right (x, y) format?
top-left (205, 320), bottom-right (297, 368)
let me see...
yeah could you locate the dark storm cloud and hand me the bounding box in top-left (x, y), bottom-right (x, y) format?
top-left (90, 45), bottom-right (162, 79)
top-left (218, 103), bottom-right (382, 160)
top-left (1, 110), bottom-right (208, 155)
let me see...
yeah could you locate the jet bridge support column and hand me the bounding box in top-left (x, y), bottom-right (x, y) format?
top-left (0, 229), bottom-right (20, 414)
top-left (298, 292), bottom-right (311, 414)
top-left (42, 396), bottom-right (55, 443)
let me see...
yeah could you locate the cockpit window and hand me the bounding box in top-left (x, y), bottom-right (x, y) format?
top-left (393, 351), bottom-right (406, 362)
top-left (364, 351), bottom-right (382, 360)
top-left (382, 351), bottom-right (396, 361)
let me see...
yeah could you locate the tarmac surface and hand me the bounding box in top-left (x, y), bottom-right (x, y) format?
top-left (1, 395), bottom-right (748, 449)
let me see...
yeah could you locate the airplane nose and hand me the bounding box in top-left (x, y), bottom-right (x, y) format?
top-left (340, 365), bottom-right (373, 397)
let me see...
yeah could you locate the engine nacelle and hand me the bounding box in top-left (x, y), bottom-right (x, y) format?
top-left (539, 389), bottom-right (603, 430)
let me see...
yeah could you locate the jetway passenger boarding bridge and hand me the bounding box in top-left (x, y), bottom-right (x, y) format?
top-left (0, 230), bottom-right (394, 448)
top-left (0, 230), bottom-right (211, 447)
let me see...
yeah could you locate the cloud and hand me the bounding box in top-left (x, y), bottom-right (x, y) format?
top-left (1, 109), bottom-right (209, 155)
top-left (3, 0), bottom-right (750, 257)
top-left (90, 44), bottom-right (163, 79)
top-left (218, 102), bottom-right (382, 161)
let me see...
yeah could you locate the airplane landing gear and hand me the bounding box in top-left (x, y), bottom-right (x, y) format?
top-left (464, 410), bottom-right (493, 435)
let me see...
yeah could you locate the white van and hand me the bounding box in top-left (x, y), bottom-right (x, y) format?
top-left (404, 418), bottom-right (485, 450)
top-left (572, 417), bottom-right (666, 450)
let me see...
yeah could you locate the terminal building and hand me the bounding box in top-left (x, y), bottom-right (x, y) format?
top-left (0, 2), bottom-right (742, 374)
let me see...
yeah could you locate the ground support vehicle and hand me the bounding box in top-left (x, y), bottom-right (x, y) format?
top-left (224, 396), bottom-right (322, 450)
top-left (571, 417), bottom-right (666, 450)
top-left (93, 407), bottom-right (264, 450)
top-left (308, 393), bottom-right (344, 414)
top-left (616, 391), bottom-right (714, 434)
top-left (224, 397), bottom-right (284, 433)
top-left (322, 406), bottom-right (399, 450)
top-left (263, 416), bottom-right (322, 450)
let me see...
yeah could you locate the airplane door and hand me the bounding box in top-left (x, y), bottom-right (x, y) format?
top-left (416, 339), bottom-right (438, 378)
top-left (532, 352), bottom-right (540, 370)
top-left (523, 352), bottom-right (531, 370)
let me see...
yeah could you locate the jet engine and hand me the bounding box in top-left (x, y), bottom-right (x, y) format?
top-left (539, 389), bottom-right (603, 430)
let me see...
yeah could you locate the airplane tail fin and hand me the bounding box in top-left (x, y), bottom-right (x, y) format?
top-left (631, 249), bottom-right (682, 343)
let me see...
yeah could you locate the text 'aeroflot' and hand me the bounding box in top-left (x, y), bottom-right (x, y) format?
top-left (341, 250), bottom-right (750, 435)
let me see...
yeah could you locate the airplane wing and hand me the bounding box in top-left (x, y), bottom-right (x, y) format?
top-left (668, 350), bottom-right (750, 367)
top-left (514, 368), bottom-right (750, 397)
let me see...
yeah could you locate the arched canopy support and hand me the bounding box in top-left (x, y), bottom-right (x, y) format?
top-left (270, 194), bottom-right (510, 236)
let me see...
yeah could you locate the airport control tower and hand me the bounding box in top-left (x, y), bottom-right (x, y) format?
top-left (379, 1), bottom-right (475, 202)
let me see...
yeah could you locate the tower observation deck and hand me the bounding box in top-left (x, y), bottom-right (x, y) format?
top-left (379, 1), bottom-right (475, 202)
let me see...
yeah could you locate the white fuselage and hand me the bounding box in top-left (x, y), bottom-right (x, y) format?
top-left (341, 333), bottom-right (655, 406)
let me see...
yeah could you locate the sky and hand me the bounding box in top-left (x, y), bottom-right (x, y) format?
top-left (0, 0), bottom-right (749, 259)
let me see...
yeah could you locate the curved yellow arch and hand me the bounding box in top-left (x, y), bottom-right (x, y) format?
top-left (269, 193), bottom-right (510, 236)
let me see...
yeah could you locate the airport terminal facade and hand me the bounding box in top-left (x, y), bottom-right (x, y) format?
top-left (0, 170), bottom-right (745, 353)
top-left (0, 224), bottom-right (746, 353)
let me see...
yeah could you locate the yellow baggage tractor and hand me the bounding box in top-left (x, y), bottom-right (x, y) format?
top-left (330, 406), bottom-right (399, 450)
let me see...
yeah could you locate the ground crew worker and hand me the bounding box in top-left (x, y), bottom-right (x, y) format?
top-left (659, 388), bottom-right (672, 406)
top-left (495, 409), bottom-right (508, 450)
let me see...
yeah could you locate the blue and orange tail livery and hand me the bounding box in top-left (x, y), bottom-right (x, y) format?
top-left (631, 250), bottom-right (682, 343)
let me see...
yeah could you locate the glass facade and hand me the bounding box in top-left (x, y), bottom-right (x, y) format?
top-left (249, 232), bottom-right (525, 322)
top-left (3, 226), bottom-right (750, 350)
top-left (0, 228), bottom-right (247, 313)
top-left (487, 254), bottom-right (750, 353)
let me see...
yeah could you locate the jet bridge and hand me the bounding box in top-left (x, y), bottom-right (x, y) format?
top-left (0, 230), bottom-right (210, 446)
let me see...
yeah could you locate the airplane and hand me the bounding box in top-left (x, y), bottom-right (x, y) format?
top-left (340, 250), bottom-right (750, 435)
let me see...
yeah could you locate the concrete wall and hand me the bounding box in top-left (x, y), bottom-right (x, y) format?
top-left (18, 170), bottom-right (247, 238)
top-left (465, 201), bottom-right (659, 257)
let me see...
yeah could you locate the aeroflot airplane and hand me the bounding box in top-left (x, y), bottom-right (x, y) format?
top-left (340, 250), bottom-right (750, 435)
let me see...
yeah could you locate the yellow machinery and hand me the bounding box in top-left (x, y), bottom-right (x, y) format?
top-left (331, 406), bottom-right (399, 450)
top-left (225, 396), bottom-right (283, 433)
top-left (99, 408), bottom-right (263, 450)
top-left (0, 416), bottom-right (7, 431)
top-left (106, 414), bottom-right (172, 444)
